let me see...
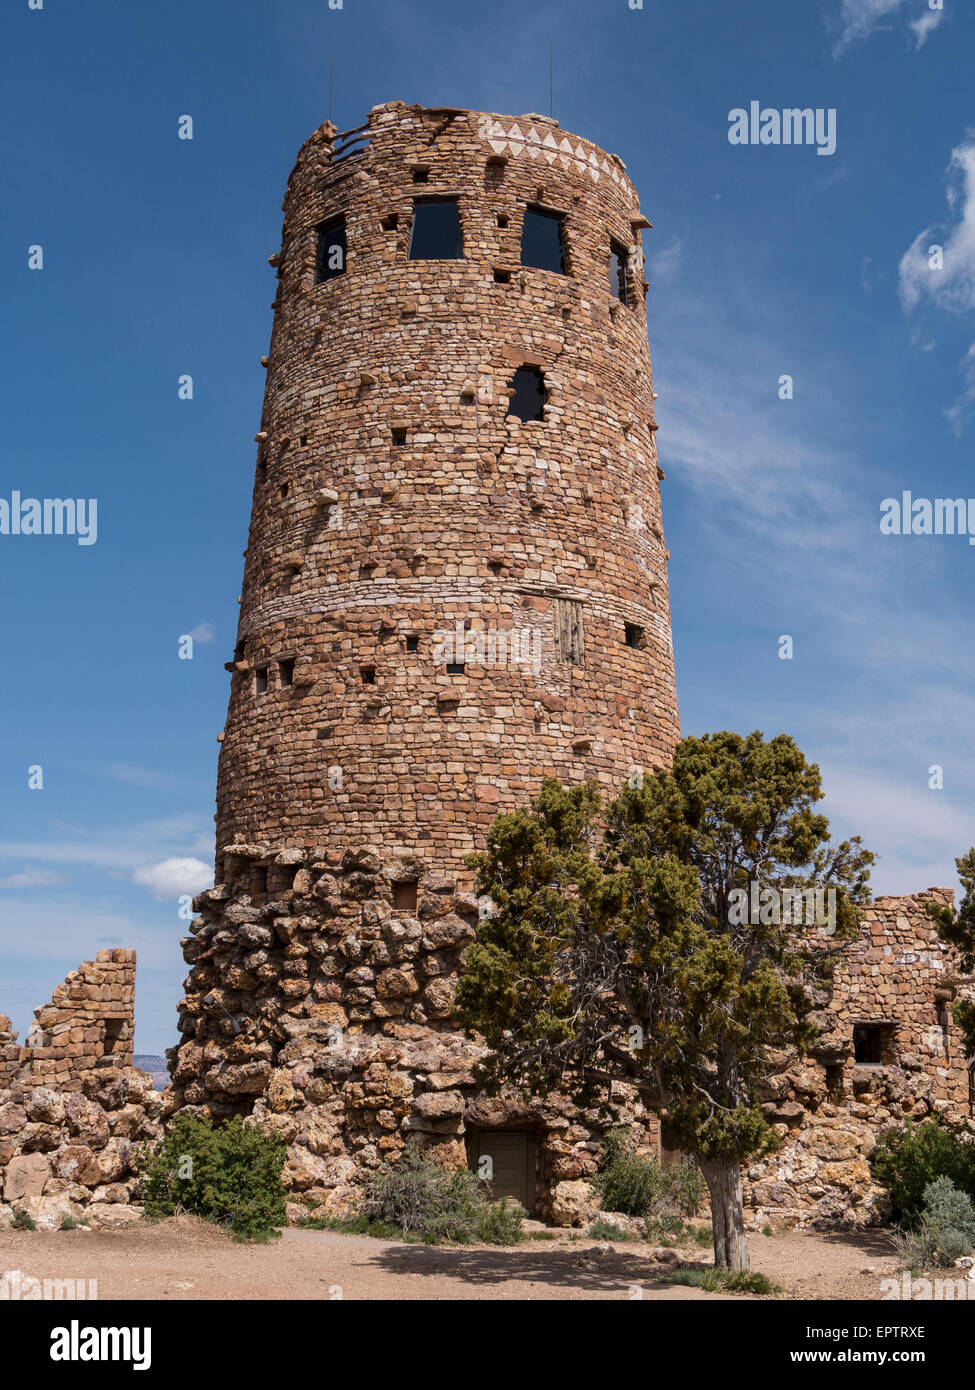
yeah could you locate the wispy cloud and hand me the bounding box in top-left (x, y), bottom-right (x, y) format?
top-left (186, 622), bottom-right (217, 644)
top-left (899, 133), bottom-right (975, 431)
top-left (833, 0), bottom-right (945, 55)
top-left (0, 870), bottom-right (64, 890)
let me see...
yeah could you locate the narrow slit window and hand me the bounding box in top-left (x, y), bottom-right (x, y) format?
top-left (609, 239), bottom-right (630, 305)
top-left (392, 880), bottom-right (418, 912)
top-left (315, 218), bottom-right (347, 283)
top-left (507, 368), bottom-right (546, 423)
top-left (406, 635), bottom-right (420, 653)
top-left (446, 661), bottom-right (465, 675)
top-left (555, 599), bottom-right (585, 666)
top-left (255, 666), bottom-right (269, 696)
top-left (409, 198), bottom-right (463, 260)
top-left (520, 206), bottom-right (566, 274)
top-left (279, 658), bottom-right (295, 687)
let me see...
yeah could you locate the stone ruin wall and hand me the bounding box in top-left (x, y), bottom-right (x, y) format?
top-left (0, 951), bottom-right (163, 1230)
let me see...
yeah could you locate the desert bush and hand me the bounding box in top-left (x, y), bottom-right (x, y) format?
top-left (595, 1129), bottom-right (705, 1232)
top-left (871, 1120), bottom-right (975, 1224)
top-left (893, 1177), bottom-right (975, 1270)
top-left (364, 1141), bottom-right (523, 1244)
top-left (140, 1113), bottom-right (287, 1241)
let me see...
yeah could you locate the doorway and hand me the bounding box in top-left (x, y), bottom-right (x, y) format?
top-left (468, 1129), bottom-right (536, 1214)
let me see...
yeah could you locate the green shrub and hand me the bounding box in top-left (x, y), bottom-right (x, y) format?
top-left (588, 1217), bottom-right (638, 1242)
top-left (872, 1121), bottom-right (975, 1224)
top-left (893, 1177), bottom-right (975, 1270)
top-left (364, 1141), bottom-right (523, 1245)
top-left (140, 1112), bottom-right (287, 1241)
top-left (12, 1208), bottom-right (36, 1231)
top-left (595, 1129), bottom-right (705, 1233)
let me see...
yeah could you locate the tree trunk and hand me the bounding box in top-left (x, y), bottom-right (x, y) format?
top-left (700, 1158), bottom-right (749, 1272)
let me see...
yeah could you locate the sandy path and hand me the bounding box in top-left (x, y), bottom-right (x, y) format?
top-left (0, 1219), bottom-right (902, 1301)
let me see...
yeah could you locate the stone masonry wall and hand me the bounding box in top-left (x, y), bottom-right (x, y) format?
top-left (214, 101), bottom-right (679, 875)
top-left (0, 952), bottom-right (163, 1231)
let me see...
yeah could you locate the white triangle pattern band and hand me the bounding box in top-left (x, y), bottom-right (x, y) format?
top-left (478, 116), bottom-right (627, 189)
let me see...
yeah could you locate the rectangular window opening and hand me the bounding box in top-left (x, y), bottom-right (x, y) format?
top-left (315, 218), bottom-right (347, 283)
top-left (279, 657), bottom-right (295, 687)
top-left (825, 1062), bottom-right (845, 1102)
top-left (507, 367), bottom-right (546, 423)
top-left (609, 239), bottom-right (630, 306)
top-left (392, 428), bottom-right (408, 447)
top-left (446, 661), bottom-right (465, 675)
top-left (520, 206), bottom-right (566, 275)
top-left (381, 213), bottom-right (399, 231)
top-left (624, 623), bottom-right (646, 650)
top-left (412, 167), bottom-right (430, 183)
top-left (493, 268), bottom-right (511, 284)
top-left (392, 880), bottom-right (418, 912)
top-left (360, 665), bottom-right (376, 685)
top-left (853, 1023), bottom-right (890, 1066)
top-left (406, 635), bottom-right (420, 652)
top-left (255, 666), bottom-right (269, 696)
top-left (408, 198), bottom-right (463, 260)
top-left (497, 212), bottom-right (509, 228)
top-left (102, 1018), bottom-right (125, 1057)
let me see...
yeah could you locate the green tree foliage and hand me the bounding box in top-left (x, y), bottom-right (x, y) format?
top-left (141, 1113), bottom-right (287, 1241)
top-left (456, 731), bottom-right (874, 1269)
top-left (364, 1141), bottom-right (524, 1244)
top-left (929, 848), bottom-right (975, 1059)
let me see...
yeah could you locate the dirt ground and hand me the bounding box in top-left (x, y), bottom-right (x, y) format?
top-left (0, 1217), bottom-right (906, 1301)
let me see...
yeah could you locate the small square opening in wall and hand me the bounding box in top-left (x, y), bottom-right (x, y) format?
top-left (360, 665), bottom-right (376, 685)
top-left (624, 623), bottom-right (646, 650)
top-left (497, 213), bottom-right (509, 228)
top-left (381, 214), bottom-right (399, 231)
top-left (255, 666), bottom-right (269, 696)
top-left (279, 483), bottom-right (289, 499)
top-left (278, 658), bottom-right (295, 687)
top-left (300, 434), bottom-right (308, 446)
top-left (102, 1018), bottom-right (125, 1056)
top-left (446, 661), bottom-right (465, 675)
top-left (853, 1022), bottom-right (890, 1065)
top-left (392, 428), bottom-right (407, 447)
top-left (406, 635), bottom-right (420, 652)
top-left (507, 368), bottom-right (546, 423)
top-left (412, 166), bottom-right (430, 183)
top-left (493, 268), bottom-right (511, 284)
top-left (392, 880), bottom-right (418, 912)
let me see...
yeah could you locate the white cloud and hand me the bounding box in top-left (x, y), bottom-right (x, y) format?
top-left (0, 870), bottom-right (63, 890)
top-left (899, 136), bottom-right (975, 316)
top-left (133, 857), bottom-right (212, 900)
top-left (187, 622), bottom-right (216, 644)
top-left (946, 341), bottom-right (975, 434)
top-left (833, 0), bottom-right (944, 54)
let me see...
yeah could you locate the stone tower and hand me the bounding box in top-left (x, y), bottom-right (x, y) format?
top-left (170, 103), bottom-right (679, 1220)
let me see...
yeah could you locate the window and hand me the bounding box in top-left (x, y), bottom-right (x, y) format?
top-left (507, 368), bottom-right (546, 423)
top-left (255, 666), bottom-right (269, 696)
top-left (315, 218), bottom-right (347, 283)
top-left (361, 665), bottom-right (376, 685)
top-left (412, 166), bottom-right (430, 183)
top-left (392, 880), bottom-right (418, 912)
top-left (392, 428), bottom-right (407, 447)
top-left (609, 239), bottom-right (630, 305)
top-left (493, 268), bottom-right (511, 284)
top-left (279, 483), bottom-right (289, 499)
top-left (624, 623), bottom-right (645, 650)
top-left (102, 1018), bottom-right (125, 1056)
top-left (555, 599), bottom-right (585, 666)
top-left (409, 199), bottom-right (463, 260)
top-left (381, 213), bottom-right (398, 231)
top-left (406, 635), bottom-right (419, 653)
top-left (497, 213), bottom-right (509, 228)
top-left (853, 1023), bottom-right (889, 1065)
top-left (446, 661), bottom-right (465, 675)
top-left (825, 1063), bottom-right (845, 1101)
top-left (520, 206), bottom-right (566, 274)
top-left (279, 658), bottom-right (295, 687)
top-left (250, 865), bottom-right (268, 901)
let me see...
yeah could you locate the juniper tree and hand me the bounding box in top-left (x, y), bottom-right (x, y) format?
top-left (456, 730), bottom-right (874, 1271)
top-left (930, 849), bottom-right (975, 1060)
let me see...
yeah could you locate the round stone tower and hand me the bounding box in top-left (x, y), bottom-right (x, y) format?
top-left (171, 103), bottom-right (679, 1221)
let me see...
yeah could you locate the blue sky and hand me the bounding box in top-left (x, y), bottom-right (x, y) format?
top-left (1, 0), bottom-right (972, 1052)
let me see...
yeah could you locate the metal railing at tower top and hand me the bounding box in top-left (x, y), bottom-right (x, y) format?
top-left (329, 123), bottom-right (371, 166)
